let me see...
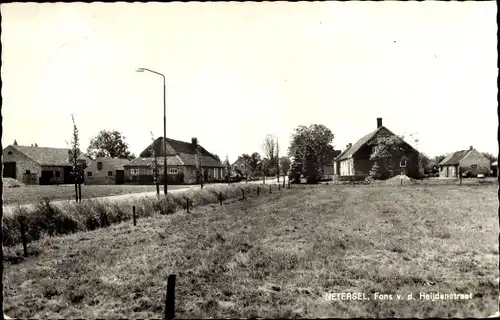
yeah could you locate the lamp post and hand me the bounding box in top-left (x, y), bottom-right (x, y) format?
top-left (267, 134), bottom-right (280, 184)
top-left (136, 68), bottom-right (168, 194)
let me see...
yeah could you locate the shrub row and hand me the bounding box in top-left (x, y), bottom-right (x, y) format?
top-left (2, 183), bottom-right (273, 247)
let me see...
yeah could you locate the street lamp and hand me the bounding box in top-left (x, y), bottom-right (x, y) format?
top-left (136, 67), bottom-right (168, 194)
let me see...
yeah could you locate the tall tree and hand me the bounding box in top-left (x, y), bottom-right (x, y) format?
top-left (68, 114), bottom-right (82, 202)
top-left (288, 124), bottom-right (335, 183)
top-left (262, 136), bottom-right (277, 161)
top-left (195, 147), bottom-right (204, 188)
top-left (87, 130), bottom-right (135, 160)
top-left (279, 156), bottom-right (291, 179)
top-left (213, 154), bottom-right (221, 162)
top-left (223, 155), bottom-right (232, 184)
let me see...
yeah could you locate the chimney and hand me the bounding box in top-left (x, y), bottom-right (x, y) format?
top-left (349, 143), bottom-right (352, 148)
top-left (346, 144), bottom-right (349, 149)
top-left (191, 137), bottom-right (198, 146)
top-left (377, 118), bottom-right (383, 129)
top-left (469, 145), bottom-right (473, 150)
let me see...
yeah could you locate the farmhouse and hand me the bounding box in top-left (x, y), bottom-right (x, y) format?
top-left (2, 144), bottom-right (88, 185)
top-left (124, 137), bottom-right (224, 184)
top-left (84, 158), bottom-right (130, 185)
top-left (438, 147), bottom-right (490, 178)
top-left (333, 118), bottom-right (421, 179)
top-left (231, 156), bottom-right (248, 177)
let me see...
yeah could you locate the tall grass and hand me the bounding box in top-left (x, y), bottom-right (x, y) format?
top-left (2, 183), bottom-right (271, 247)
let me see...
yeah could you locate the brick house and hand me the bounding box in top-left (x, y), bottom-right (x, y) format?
top-left (84, 158), bottom-right (130, 185)
top-left (124, 137), bottom-right (225, 184)
top-left (333, 118), bottom-right (421, 179)
top-left (231, 156), bottom-right (248, 177)
top-left (2, 144), bottom-right (88, 185)
top-left (438, 146), bottom-right (490, 178)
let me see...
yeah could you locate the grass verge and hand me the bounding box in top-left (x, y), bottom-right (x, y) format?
top-left (3, 183), bottom-right (498, 318)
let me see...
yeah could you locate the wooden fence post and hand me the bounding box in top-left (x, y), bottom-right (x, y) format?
top-left (164, 274), bottom-right (176, 320)
top-left (19, 217), bottom-right (28, 257)
top-left (78, 183), bottom-right (82, 202)
top-left (257, 187), bottom-right (260, 196)
top-left (186, 197), bottom-right (190, 213)
top-left (241, 188), bottom-right (245, 200)
top-left (219, 192), bottom-right (223, 206)
top-left (269, 185), bottom-right (272, 194)
top-left (133, 205), bottom-right (137, 226)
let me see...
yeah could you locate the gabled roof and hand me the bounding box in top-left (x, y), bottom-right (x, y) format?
top-left (336, 126), bottom-right (389, 161)
top-left (439, 150), bottom-right (472, 166)
top-left (177, 153), bottom-right (225, 168)
top-left (125, 155), bottom-right (184, 167)
top-left (7, 145), bottom-right (88, 166)
top-left (335, 126), bottom-right (417, 161)
top-left (139, 137), bottom-right (221, 164)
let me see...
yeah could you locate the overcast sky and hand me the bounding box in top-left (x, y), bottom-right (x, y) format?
top-left (1, 2), bottom-right (497, 162)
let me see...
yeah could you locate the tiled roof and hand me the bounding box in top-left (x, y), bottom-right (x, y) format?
top-left (335, 126), bottom-right (416, 161)
top-left (10, 145), bottom-right (88, 166)
top-left (138, 137), bottom-right (222, 165)
top-left (125, 156), bottom-right (184, 167)
top-left (439, 150), bottom-right (472, 166)
top-left (336, 127), bottom-right (384, 161)
top-left (177, 153), bottom-right (225, 167)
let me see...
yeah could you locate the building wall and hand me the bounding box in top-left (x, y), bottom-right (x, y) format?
top-left (41, 165), bottom-right (66, 184)
top-left (84, 159), bottom-right (124, 185)
top-left (439, 165), bottom-right (458, 178)
top-left (339, 158), bottom-right (354, 176)
top-left (459, 149), bottom-right (490, 176)
top-left (2, 146), bottom-right (42, 184)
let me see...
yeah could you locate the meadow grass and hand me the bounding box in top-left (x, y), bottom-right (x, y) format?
top-left (3, 183), bottom-right (498, 318)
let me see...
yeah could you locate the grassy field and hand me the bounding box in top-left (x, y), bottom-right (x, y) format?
top-left (2, 184), bottom-right (191, 205)
top-left (3, 183), bottom-right (498, 318)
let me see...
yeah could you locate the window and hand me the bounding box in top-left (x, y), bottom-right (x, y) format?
top-left (7, 151), bottom-right (12, 155)
top-left (25, 170), bottom-right (31, 174)
top-left (87, 172), bottom-right (92, 177)
top-left (168, 168), bottom-right (179, 174)
top-left (97, 162), bottom-right (103, 171)
top-left (400, 160), bottom-right (407, 167)
top-left (55, 171), bottom-right (60, 177)
top-left (471, 165), bottom-right (478, 169)
top-left (131, 168), bottom-right (139, 175)
top-left (108, 171), bottom-right (113, 176)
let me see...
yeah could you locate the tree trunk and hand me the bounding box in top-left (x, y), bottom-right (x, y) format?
top-left (74, 183), bottom-right (78, 202)
top-left (78, 183), bottom-right (82, 202)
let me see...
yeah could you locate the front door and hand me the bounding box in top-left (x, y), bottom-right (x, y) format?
top-left (115, 170), bottom-right (125, 185)
top-left (3, 162), bottom-right (16, 179)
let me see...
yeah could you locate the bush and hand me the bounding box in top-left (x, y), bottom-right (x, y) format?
top-left (3, 184), bottom-right (270, 247)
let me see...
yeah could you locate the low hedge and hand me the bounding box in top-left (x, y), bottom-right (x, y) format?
top-left (2, 183), bottom-right (273, 247)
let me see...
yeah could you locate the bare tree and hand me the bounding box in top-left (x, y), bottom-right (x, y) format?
top-left (262, 135), bottom-right (277, 162)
